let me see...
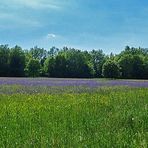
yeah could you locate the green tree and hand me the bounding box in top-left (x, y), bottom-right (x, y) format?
top-left (44, 48), bottom-right (94, 78)
top-left (0, 44), bottom-right (147, 79)
top-left (118, 54), bottom-right (146, 79)
top-left (90, 49), bottom-right (106, 77)
top-left (54, 55), bottom-right (67, 77)
top-left (30, 46), bottom-right (47, 60)
top-left (29, 46), bottom-right (49, 76)
top-left (27, 59), bottom-right (41, 77)
top-left (143, 57), bottom-right (148, 79)
top-left (62, 48), bottom-right (94, 78)
top-left (102, 60), bottom-right (120, 78)
top-left (131, 55), bottom-right (145, 79)
top-left (0, 45), bottom-right (10, 76)
top-left (118, 54), bottom-right (134, 78)
top-left (9, 46), bottom-right (25, 77)
top-left (44, 57), bottom-right (56, 77)
top-left (48, 46), bottom-right (59, 57)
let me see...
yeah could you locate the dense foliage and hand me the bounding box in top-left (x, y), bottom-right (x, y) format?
top-left (0, 45), bottom-right (147, 78)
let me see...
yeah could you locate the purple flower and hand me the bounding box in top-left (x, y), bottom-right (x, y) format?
top-left (0, 78), bottom-right (147, 88)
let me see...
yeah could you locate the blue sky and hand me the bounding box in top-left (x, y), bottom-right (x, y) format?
top-left (0, 0), bottom-right (148, 53)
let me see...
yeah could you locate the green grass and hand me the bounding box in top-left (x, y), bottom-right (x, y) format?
top-left (0, 87), bottom-right (147, 147)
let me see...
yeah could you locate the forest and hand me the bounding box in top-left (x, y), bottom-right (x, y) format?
top-left (0, 45), bottom-right (148, 79)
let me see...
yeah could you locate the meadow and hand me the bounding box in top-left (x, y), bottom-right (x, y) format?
top-left (0, 78), bottom-right (148, 147)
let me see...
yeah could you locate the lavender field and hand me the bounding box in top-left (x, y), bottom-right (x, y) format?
top-left (0, 78), bottom-right (148, 147)
top-left (0, 77), bottom-right (148, 87)
top-left (0, 78), bottom-right (148, 94)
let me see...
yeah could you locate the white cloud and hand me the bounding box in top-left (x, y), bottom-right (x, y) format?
top-left (17, 0), bottom-right (60, 9)
top-left (1, 0), bottom-right (65, 10)
top-left (47, 33), bottom-right (56, 39)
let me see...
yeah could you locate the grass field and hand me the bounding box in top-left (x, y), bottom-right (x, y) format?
top-left (0, 83), bottom-right (147, 147)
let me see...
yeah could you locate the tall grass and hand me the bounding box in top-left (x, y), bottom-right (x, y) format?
top-left (0, 88), bottom-right (147, 147)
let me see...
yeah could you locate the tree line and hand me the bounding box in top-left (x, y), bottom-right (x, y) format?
top-left (0, 45), bottom-right (147, 79)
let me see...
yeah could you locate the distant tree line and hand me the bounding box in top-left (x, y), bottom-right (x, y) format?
top-left (0, 45), bottom-right (147, 79)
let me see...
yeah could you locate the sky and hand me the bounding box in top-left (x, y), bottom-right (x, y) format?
top-left (0, 0), bottom-right (148, 53)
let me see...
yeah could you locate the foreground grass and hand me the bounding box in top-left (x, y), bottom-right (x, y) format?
top-left (0, 88), bottom-right (147, 147)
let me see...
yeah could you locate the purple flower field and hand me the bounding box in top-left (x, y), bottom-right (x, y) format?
top-left (0, 78), bottom-right (148, 88)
